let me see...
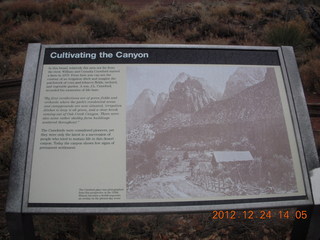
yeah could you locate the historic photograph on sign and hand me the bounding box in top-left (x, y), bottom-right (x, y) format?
top-left (126, 64), bottom-right (302, 200)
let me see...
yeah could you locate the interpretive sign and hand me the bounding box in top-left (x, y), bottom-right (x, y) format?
top-left (7, 44), bottom-right (318, 216)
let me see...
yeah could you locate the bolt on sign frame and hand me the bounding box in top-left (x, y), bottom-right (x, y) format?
top-left (6, 44), bottom-right (320, 240)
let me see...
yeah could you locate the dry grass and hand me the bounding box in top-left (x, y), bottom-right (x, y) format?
top-left (4, 19), bottom-right (92, 52)
top-left (144, 32), bottom-right (182, 44)
top-left (0, 0), bottom-right (317, 59)
top-left (124, 0), bottom-right (311, 46)
top-left (5, 20), bottom-right (56, 44)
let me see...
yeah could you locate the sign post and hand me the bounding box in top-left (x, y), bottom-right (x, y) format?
top-left (6, 44), bottom-right (319, 239)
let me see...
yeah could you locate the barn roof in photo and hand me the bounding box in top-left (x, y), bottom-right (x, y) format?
top-left (213, 151), bottom-right (254, 163)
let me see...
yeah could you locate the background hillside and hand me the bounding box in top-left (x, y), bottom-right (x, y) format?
top-left (1, 0), bottom-right (320, 239)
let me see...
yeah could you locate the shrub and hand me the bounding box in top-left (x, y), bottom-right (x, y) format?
top-left (0, 100), bottom-right (16, 120)
top-left (129, 5), bottom-right (161, 26)
top-left (0, 139), bottom-right (12, 174)
top-left (262, 4), bottom-right (284, 19)
top-left (83, 14), bottom-right (118, 38)
top-left (192, 2), bottom-right (205, 11)
top-left (158, 13), bottom-right (200, 36)
top-left (5, 21), bottom-right (60, 46)
top-left (145, 32), bottom-right (181, 44)
top-left (300, 59), bottom-right (320, 94)
top-left (40, 0), bottom-right (76, 21)
top-left (184, 28), bottom-right (201, 42)
top-left (265, 21), bottom-right (310, 49)
top-left (78, 0), bottom-right (116, 7)
top-left (213, 24), bottom-right (245, 40)
top-left (290, 0), bottom-right (320, 5)
top-left (8, 52), bottom-right (26, 79)
top-left (58, 25), bottom-right (91, 44)
top-left (75, 0), bottom-right (125, 16)
top-left (0, 54), bottom-right (8, 77)
top-left (209, 4), bottom-right (255, 24)
top-left (126, 26), bottom-right (147, 42)
top-left (216, 24), bottom-right (236, 38)
top-left (212, 5), bottom-right (231, 20)
top-left (62, 8), bottom-right (86, 24)
top-left (258, 0), bottom-right (279, 3)
top-left (130, 3), bottom-right (201, 37)
top-left (237, 9), bottom-right (255, 19)
top-left (4, 19), bottom-right (92, 51)
top-left (0, 0), bottom-right (41, 23)
top-left (197, 22), bottom-right (216, 38)
top-left (108, 2), bottom-right (126, 16)
top-left (0, 99), bottom-right (18, 174)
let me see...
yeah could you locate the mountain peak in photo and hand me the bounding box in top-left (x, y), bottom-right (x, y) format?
top-left (127, 88), bottom-right (158, 131)
top-left (155, 92), bottom-right (169, 115)
top-left (169, 72), bottom-right (220, 100)
top-left (222, 67), bottom-right (267, 99)
top-left (165, 78), bottom-right (212, 113)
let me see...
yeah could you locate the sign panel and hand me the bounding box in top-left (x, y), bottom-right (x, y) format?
top-left (22, 45), bottom-right (312, 212)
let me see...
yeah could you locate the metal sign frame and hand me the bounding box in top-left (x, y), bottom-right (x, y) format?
top-left (5, 44), bottom-right (320, 239)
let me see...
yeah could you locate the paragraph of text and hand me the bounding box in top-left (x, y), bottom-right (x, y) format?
top-left (42, 96), bottom-right (121, 124)
top-left (46, 65), bottom-right (120, 92)
top-left (78, 188), bottom-right (123, 201)
top-left (39, 128), bottom-right (115, 150)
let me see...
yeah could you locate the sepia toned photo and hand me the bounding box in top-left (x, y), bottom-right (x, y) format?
top-left (126, 65), bottom-right (301, 200)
